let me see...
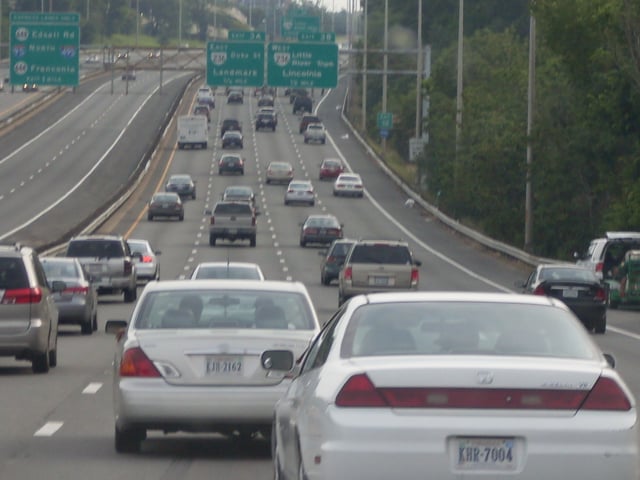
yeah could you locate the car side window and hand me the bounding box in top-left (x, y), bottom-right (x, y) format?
top-left (300, 310), bottom-right (344, 374)
top-left (32, 254), bottom-right (49, 288)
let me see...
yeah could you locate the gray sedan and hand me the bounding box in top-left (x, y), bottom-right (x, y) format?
top-left (41, 257), bottom-right (98, 335)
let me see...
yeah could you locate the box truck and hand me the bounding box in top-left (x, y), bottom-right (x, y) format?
top-left (177, 115), bottom-right (208, 149)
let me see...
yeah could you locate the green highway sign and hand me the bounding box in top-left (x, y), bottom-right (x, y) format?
top-left (228, 30), bottom-right (266, 42)
top-left (297, 32), bottom-right (335, 43)
top-left (9, 12), bottom-right (80, 87)
top-left (267, 42), bottom-right (338, 88)
top-left (207, 41), bottom-right (264, 87)
top-left (377, 112), bottom-right (393, 129)
top-left (281, 16), bottom-right (321, 38)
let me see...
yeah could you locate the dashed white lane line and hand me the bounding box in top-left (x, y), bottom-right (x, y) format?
top-left (82, 382), bottom-right (103, 394)
top-left (34, 421), bottom-right (63, 437)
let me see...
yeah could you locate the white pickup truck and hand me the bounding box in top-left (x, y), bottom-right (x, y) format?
top-left (177, 115), bottom-right (208, 149)
top-left (208, 201), bottom-right (257, 247)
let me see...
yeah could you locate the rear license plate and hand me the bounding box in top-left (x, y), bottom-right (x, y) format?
top-left (371, 276), bottom-right (389, 286)
top-left (205, 356), bottom-right (243, 375)
top-left (453, 437), bottom-right (517, 472)
top-left (563, 288), bottom-right (578, 298)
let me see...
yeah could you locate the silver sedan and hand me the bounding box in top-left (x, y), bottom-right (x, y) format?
top-left (126, 239), bottom-right (161, 282)
top-left (273, 292), bottom-right (638, 480)
top-left (284, 180), bottom-right (315, 206)
top-left (106, 280), bottom-right (320, 453)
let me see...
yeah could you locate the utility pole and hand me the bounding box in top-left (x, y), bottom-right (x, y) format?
top-left (415, 0), bottom-right (423, 138)
top-left (361, 0), bottom-right (368, 132)
top-left (178, 0), bottom-right (182, 49)
top-left (382, 0), bottom-right (388, 153)
top-left (525, 13), bottom-right (536, 252)
top-left (454, 0), bottom-right (464, 198)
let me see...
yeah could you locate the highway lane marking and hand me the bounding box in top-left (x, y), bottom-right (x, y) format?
top-left (82, 382), bottom-right (103, 394)
top-left (34, 421), bottom-right (63, 437)
top-left (608, 325), bottom-right (640, 340)
top-left (2, 73), bottom-right (191, 241)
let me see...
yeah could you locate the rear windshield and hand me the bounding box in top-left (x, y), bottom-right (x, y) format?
top-left (341, 302), bottom-right (598, 360)
top-left (214, 203), bottom-right (252, 215)
top-left (349, 244), bottom-right (412, 264)
top-left (193, 266), bottom-right (262, 280)
top-left (66, 240), bottom-right (124, 258)
top-left (0, 257), bottom-right (29, 289)
top-left (134, 289), bottom-right (315, 330)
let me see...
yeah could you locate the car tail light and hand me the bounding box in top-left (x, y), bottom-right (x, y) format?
top-left (595, 262), bottom-right (604, 273)
top-left (532, 285), bottom-right (546, 295)
top-left (124, 260), bottom-right (133, 275)
top-left (287, 189), bottom-right (294, 193)
top-left (1, 287), bottom-right (42, 304)
top-left (335, 374), bottom-right (388, 407)
top-left (355, 184), bottom-right (363, 189)
top-left (411, 267), bottom-right (419, 286)
top-left (305, 228), bottom-right (318, 234)
top-left (141, 255), bottom-right (153, 263)
top-left (119, 347), bottom-right (161, 377)
top-left (64, 286), bottom-right (89, 295)
top-left (343, 266), bottom-right (352, 281)
top-left (306, 190), bottom-right (313, 194)
top-left (594, 286), bottom-right (607, 302)
top-left (580, 377), bottom-right (632, 411)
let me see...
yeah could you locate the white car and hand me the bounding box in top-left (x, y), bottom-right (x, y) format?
top-left (333, 173), bottom-right (364, 197)
top-left (189, 262), bottom-right (265, 280)
top-left (273, 292), bottom-right (638, 480)
top-left (284, 180), bottom-right (315, 206)
top-left (106, 280), bottom-right (320, 453)
top-left (303, 123), bottom-right (327, 144)
top-left (126, 239), bottom-right (161, 282)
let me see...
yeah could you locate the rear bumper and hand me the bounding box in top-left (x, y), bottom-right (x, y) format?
top-left (210, 227), bottom-right (256, 239)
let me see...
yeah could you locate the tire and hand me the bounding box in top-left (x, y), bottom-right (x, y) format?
top-left (333, 191), bottom-right (338, 197)
top-left (115, 425), bottom-right (145, 454)
top-left (32, 350), bottom-right (50, 374)
top-left (266, 178), bottom-right (271, 185)
top-left (219, 169), bottom-right (223, 175)
top-left (49, 346), bottom-right (57, 368)
top-left (250, 236), bottom-right (257, 247)
top-left (300, 239), bottom-right (306, 247)
top-left (81, 318), bottom-right (93, 335)
top-left (192, 193), bottom-right (196, 200)
top-left (124, 287), bottom-right (137, 303)
top-left (594, 316), bottom-right (607, 334)
top-left (310, 201), bottom-right (315, 207)
top-left (209, 234), bottom-right (216, 246)
top-left (321, 271), bottom-right (330, 285)
top-left (284, 200), bottom-right (289, 206)
top-left (147, 214), bottom-right (153, 221)
top-left (92, 313), bottom-right (98, 331)
top-left (179, 214), bottom-right (184, 221)
top-left (304, 138), bottom-right (308, 144)
top-left (178, 143), bottom-right (183, 149)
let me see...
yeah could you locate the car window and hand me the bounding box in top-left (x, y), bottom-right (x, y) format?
top-left (0, 257), bottom-right (29, 289)
top-left (133, 289), bottom-right (315, 330)
top-left (339, 302), bottom-right (598, 359)
top-left (349, 245), bottom-right (412, 264)
top-left (300, 309), bottom-right (344, 374)
top-left (193, 266), bottom-right (262, 280)
top-left (66, 240), bottom-right (124, 258)
top-left (214, 203), bottom-right (252, 215)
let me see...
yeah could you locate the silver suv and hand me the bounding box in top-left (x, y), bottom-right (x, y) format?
top-left (0, 243), bottom-right (63, 373)
top-left (338, 239), bottom-right (421, 306)
top-left (575, 231), bottom-right (640, 280)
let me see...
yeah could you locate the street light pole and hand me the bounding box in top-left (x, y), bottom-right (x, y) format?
top-left (178, 0), bottom-right (182, 48)
top-left (361, 0), bottom-right (368, 132)
top-left (135, 0), bottom-right (139, 48)
top-left (525, 13), bottom-right (536, 252)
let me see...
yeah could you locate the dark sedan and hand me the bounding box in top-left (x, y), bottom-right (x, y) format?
top-left (222, 131), bottom-right (244, 149)
top-left (519, 263), bottom-right (607, 333)
top-left (319, 238), bottom-right (356, 285)
top-left (222, 185), bottom-right (256, 208)
top-left (299, 214), bottom-right (343, 247)
top-left (165, 174), bottom-right (196, 199)
top-left (218, 154), bottom-right (245, 175)
top-left (148, 192), bottom-right (184, 221)
top-left (41, 257), bottom-right (98, 335)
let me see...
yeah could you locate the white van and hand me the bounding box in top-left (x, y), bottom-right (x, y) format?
top-left (177, 115), bottom-right (208, 149)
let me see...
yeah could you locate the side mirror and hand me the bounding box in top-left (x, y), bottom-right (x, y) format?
top-left (604, 353), bottom-right (616, 368)
top-left (261, 350), bottom-right (294, 371)
top-left (105, 319), bottom-right (128, 336)
top-left (50, 280), bottom-right (66, 293)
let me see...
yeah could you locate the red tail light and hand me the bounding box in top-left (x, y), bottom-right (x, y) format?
top-left (1, 287), bottom-right (42, 304)
top-left (306, 190), bottom-right (313, 194)
top-left (124, 260), bottom-right (133, 275)
top-left (335, 374), bottom-right (388, 407)
top-left (119, 347), bottom-right (161, 377)
top-left (411, 267), bottom-right (419, 286)
top-left (141, 255), bottom-right (153, 263)
top-left (532, 285), bottom-right (546, 295)
top-left (581, 377), bottom-right (632, 411)
top-left (305, 228), bottom-right (318, 235)
top-left (64, 286), bottom-right (89, 295)
top-left (343, 266), bottom-right (353, 281)
top-left (595, 262), bottom-right (604, 273)
top-left (287, 189), bottom-right (294, 193)
top-left (594, 286), bottom-right (607, 302)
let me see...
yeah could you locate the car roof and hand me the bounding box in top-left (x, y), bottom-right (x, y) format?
top-left (127, 238), bottom-right (151, 246)
top-left (337, 173), bottom-right (361, 180)
top-left (169, 174), bottom-right (192, 180)
top-left (603, 231), bottom-right (640, 240)
top-left (153, 191), bottom-right (180, 199)
top-left (70, 234), bottom-right (122, 241)
top-left (359, 291), bottom-right (560, 307)
top-left (142, 279), bottom-right (309, 294)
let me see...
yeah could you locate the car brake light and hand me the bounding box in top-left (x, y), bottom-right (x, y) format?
top-left (595, 262), bottom-right (604, 273)
top-left (532, 285), bottom-right (546, 295)
top-left (141, 255), bottom-right (153, 263)
top-left (307, 190), bottom-right (313, 194)
top-left (411, 267), bottom-right (419, 286)
top-left (119, 347), bottom-right (161, 377)
top-left (287, 189), bottom-right (294, 193)
top-left (1, 287), bottom-right (42, 304)
top-left (594, 286), bottom-right (607, 302)
top-left (580, 377), bottom-right (632, 411)
top-left (64, 286), bottom-right (89, 295)
top-left (124, 260), bottom-right (133, 275)
top-left (335, 374), bottom-right (388, 407)
top-left (343, 266), bottom-right (352, 281)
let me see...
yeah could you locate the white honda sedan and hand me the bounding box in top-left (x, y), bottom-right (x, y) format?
top-left (106, 280), bottom-right (320, 453)
top-left (273, 292), bottom-right (638, 480)
top-left (333, 172), bottom-right (364, 197)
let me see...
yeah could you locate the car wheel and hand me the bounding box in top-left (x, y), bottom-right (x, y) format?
top-left (266, 178), bottom-right (271, 185)
top-left (250, 236), bottom-right (257, 247)
top-left (32, 350), bottom-right (50, 374)
top-left (333, 191), bottom-right (338, 196)
top-left (209, 234), bottom-right (216, 246)
top-left (310, 201), bottom-right (315, 206)
top-left (304, 138), bottom-right (308, 144)
top-left (124, 287), bottom-right (137, 303)
top-left (178, 143), bottom-right (183, 149)
top-left (92, 312), bottom-right (98, 331)
top-left (81, 318), bottom-right (93, 335)
top-left (300, 239), bottom-right (306, 247)
top-left (594, 316), bottom-right (607, 334)
top-left (284, 200), bottom-right (289, 205)
top-left (115, 425), bottom-right (145, 454)
top-left (608, 296), bottom-right (619, 309)
top-left (321, 271), bottom-right (330, 285)
top-left (147, 214), bottom-right (153, 221)
top-left (192, 193), bottom-right (196, 200)
top-left (179, 214), bottom-right (184, 221)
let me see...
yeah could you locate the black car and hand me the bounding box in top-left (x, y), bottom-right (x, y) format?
top-left (320, 238), bottom-right (356, 285)
top-left (289, 88), bottom-right (309, 104)
top-left (293, 95), bottom-right (313, 115)
top-left (147, 192), bottom-right (184, 221)
top-left (227, 90), bottom-right (244, 104)
top-left (165, 174), bottom-right (196, 199)
top-left (299, 214), bottom-right (344, 248)
top-left (519, 263), bottom-right (607, 333)
top-left (218, 154), bottom-right (245, 175)
top-left (222, 185), bottom-right (256, 208)
top-left (221, 118), bottom-right (242, 138)
top-left (121, 70), bottom-right (136, 81)
top-left (222, 131), bottom-right (244, 149)
top-left (255, 112), bottom-right (277, 131)
top-left (258, 95), bottom-right (275, 107)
